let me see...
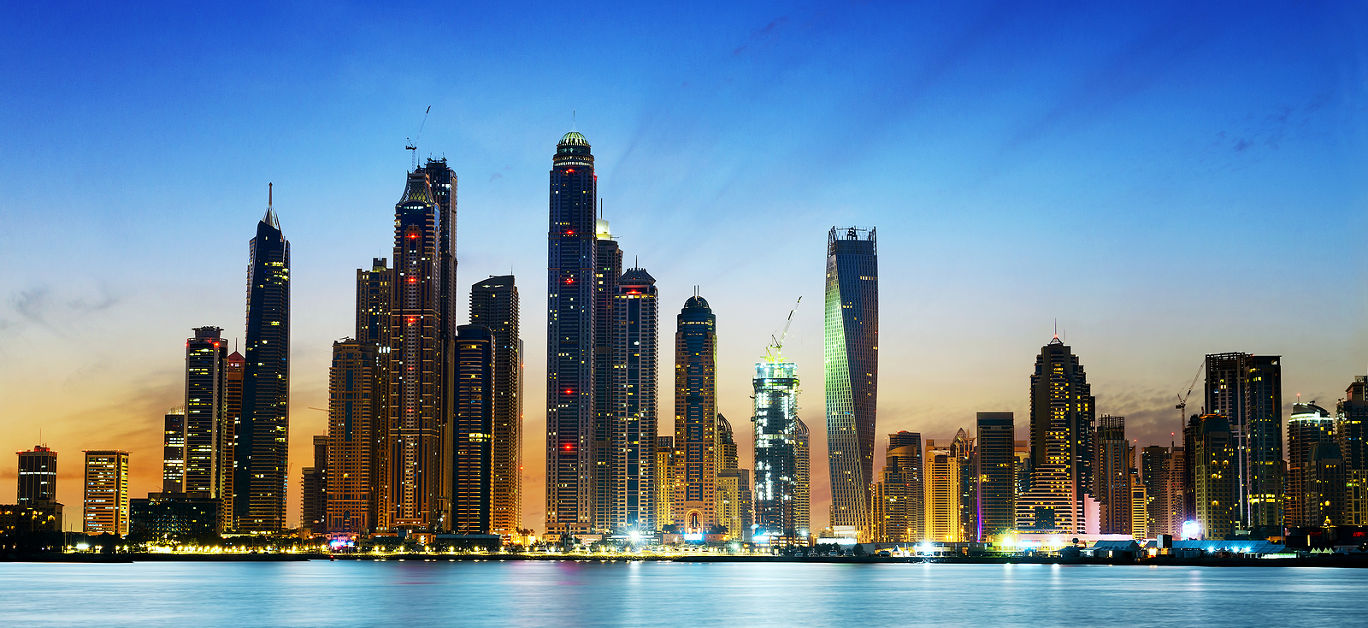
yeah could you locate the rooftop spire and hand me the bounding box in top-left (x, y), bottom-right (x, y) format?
top-left (262, 182), bottom-right (280, 229)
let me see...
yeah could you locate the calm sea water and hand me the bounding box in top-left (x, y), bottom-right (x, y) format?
top-left (0, 560), bottom-right (1363, 626)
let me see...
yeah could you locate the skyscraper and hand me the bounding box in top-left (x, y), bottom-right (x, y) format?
top-left (236, 190), bottom-right (291, 533)
top-left (975, 413), bottom-right (1015, 542)
top-left (384, 162), bottom-right (456, 531)
top-left (18, 445), bottom-right (57, 507)
top-left (1193, 413), bottom-right (1236, 539)
top-left (825, 226), bottom-right (878, 538)
top-left (1140, 445), bottom-right (1179, 537)
top-left (300, 435), bottom-right (327, 535)
top-left (161, 409), bottom-right (185, 493)
top-left (716, 415), bottom-right (753, 541)
top-left (1094, 415), bottom-right (1131, 535)
top-left (356, 259), bottom-right (390, 346)
top-left (654, 436), bottom-right (675, 532)
top-left (1287, 402), bottom-right (1338, 528)
top-left (612, 267), bottom-right (657, 532)
top-left (470, 275), bottom-right (522, 538)
top-left (924, 441), bottom-right (961, 543)
top-left (1016, 336), bottom-right (1095, 534)
top-left (184, 326), bottom-right (226, 501)
top-left (327, 339), bottom-right (379, 534)
top-left (874, 431), bottom-right (923, 543)
top-left (674, 294), bottom-right (718, 535)
top-left (451, 325), bottom-right (495, 535)
top-left (1204, 352), bottom-right (1283, 536)
top-left (592, 218), bottom-right (622, 534)
top-left (794, 417), bottom-right (811, 541)
top-left (951, 428), bottom-right (976, 542)
top-left (752, 348), bottom-right (801, 542)
top-left (221, 350), bottom-right (243, 532)
top-left (83, 450), bottom-right (129, 536)
top-left (545, 131), bottom-right (597, 538)
top-left (1337, 377), bottom-right (1368, 525)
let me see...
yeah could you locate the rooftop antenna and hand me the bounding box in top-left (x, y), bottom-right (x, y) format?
top-left (1053, 318), bottom-right (1058, 339)
top-left (634, 254), bottom-right (639, 268)
top-left (268, 182), bottom-right (273, 208)
top-left (405, 105), bottom-right (431, 169)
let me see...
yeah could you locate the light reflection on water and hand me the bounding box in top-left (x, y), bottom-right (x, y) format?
top-left (0, 561), bottom-right (1362, 627)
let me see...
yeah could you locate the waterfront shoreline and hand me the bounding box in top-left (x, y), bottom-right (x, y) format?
top-left (6, 552), bottom-right (1368, 568)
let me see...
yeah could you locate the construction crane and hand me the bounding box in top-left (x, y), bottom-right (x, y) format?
top-left (765, 296), bottom-right (802, 360)
top-left (405, 105), bottom-right (431, 168)
top-left (1175, 360), bottom-right (1204, 424)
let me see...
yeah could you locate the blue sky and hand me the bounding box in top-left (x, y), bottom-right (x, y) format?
top-left (1, 2), bottom-right (1365, 529)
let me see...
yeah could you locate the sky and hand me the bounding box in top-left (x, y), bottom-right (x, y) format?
top-left (1, 2), bottom-right (1366, 532)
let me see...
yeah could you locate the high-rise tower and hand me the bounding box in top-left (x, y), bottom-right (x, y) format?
top-left (83, 450), bottom-right (129, 536)
top-left (470, 275), bottom-right (522, 538)
top-left (1287, 402), bottom-right (1338, 528)
top-left (1094, 415), bottom-right (1131, 535)
top-left (874, 431), bottom-right (923, 543)
top-left (825, 227), bottom-right (878, 538)
top-left (1204, 353), bottom-right (1283, 536)
top-left (327, 339), bottom-right (379, 534)
top-left (18, 445), bottom-right (58, 507)
top-left (975, 413), bottom-right (1015, 541)
top-left (674, 294), bottom-right (718, 535)
top-left (612, 267), bottom-right (658, 532)
top-left (1016, 336), bottom-right (1095, 534)
top-left (184, 326), bottom-right (226, 501)
top-left (161, 409), bottom-right (185, 493)
top-left (451, 325), bottom-right (495, 535)
top-left (384, 163), bottom-right (455, 531)
top-left (221, 349), bottom-right (243, 531)
top-left (235, 188), bottom-right (291, 533)
top-left (546, 131), bottom-right (597, 537)
top-left (592, 218), bottom-right (622, 533)
top-left (752, 348), bottom-right (801, 542)
top-left (1339, 377), bottom-right (1368, 525)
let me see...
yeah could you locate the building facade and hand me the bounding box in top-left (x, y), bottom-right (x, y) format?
top-left (875, 431), bottom-right (923, 543)
top-left (236, 196), bottom-right (291, 532)
top-left (1204, 352), bottom-right (1283, 536)
top-left (300, 435), bottom-right (327, 535)
top-left (824, 227), bottom-right (879, 538)
top-left (752, 350), bottom-right (802, 542)
top-left (924, 442), bottom-right (961, 543)
top-left (1193, 413), bottom-right (1236, 539)
top-left (18, 445), bottom-right (58, 508)
top-left (612, 267), bottom-right (658, 533)
top-left (545, 131), bottom-right (597, 538)
top-left (1094, 415), bottom-right (1131, 535)
top-left (975, 413), bottom-right (1015, 541)
top-left (83, 450), bottom-right (129, 536)
top-left (451, 325), bottom-right (495, 535)
top-left (470, 275), bottom-right (522, 537)
top-left (674, 295), bottom-right (718, 535)
top-left (1016, 336), bottom-right (1095, 534)
top-left (327, 339), bottom-right (379, 534)
top-left (592, 218), bottom-right (621, 534)
top-left (184, 327), bottom-right (227, 502)
top-left (1338, 377), bottom-right (1368, 525)
top-left (1287, 402), bottom-right (1338, 527)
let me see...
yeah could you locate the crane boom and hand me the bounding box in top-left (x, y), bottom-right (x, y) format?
top-left (766, 296), bottom-right (802, 359)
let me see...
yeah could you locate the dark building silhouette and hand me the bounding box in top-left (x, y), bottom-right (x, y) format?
top-left (545, 131), bottom-right (597, 538)
top-left (470, 275), bottom-right (522, 538)
top-left (1339, 377), bottom-right (1368, 525)
top-left (300, 435), bottom-right (326, 535)
top-left (1287, 402), bottom-right (1338, 527)
top-left (451, 325), bottom-right (495, 535)
top-left (356, 258), bottom-right (390, 346)
top-left (184, 327), bottom-right (227, 502)
top-left (221, 351), bottom-right (242, 532)
top-left (383, 161), bottom-right (456, 531)
top-left (951, 428), bottom-right (976, 542)
top-left (327, 339), bottom-right (379, 534)
top-left (612, 267), bottom-right (658, 532)
top-left (1204, 352), bottom-right (1283, 536)
top-left (236, 190), bottom-right (291, 533)
top-left (1140, 445), bottom-right (1183, 537)
top-left (1193, 413), bottom-right (1236, 539)
top-left (131, 494), bottom-right (219, 541)
top-left (717, 415), bottom-right (753, 541)
top-left (1016, 336), bottom-right (1094, 534)
top-left (592, 218), bottom-right (621, 534)
top-left (161, 410), bottom-right (185, 493)
top-left (1094, 415), bottom-right (1131, 535)
top-left (18, 445), bottom-right (58, 508)
top-left (975, 413), bottom-right (1015, 541)
top-left (875, 431), bottom-right (923, 542)
top-left (674, 294), bottom-right (718, 535)
top-left (824, 227), bottom-right (879, 538)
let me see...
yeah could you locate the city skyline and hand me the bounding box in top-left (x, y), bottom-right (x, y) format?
top-left (3, 4), bottom-right (1367, 532)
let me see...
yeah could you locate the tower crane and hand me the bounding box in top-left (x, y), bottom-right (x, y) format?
top-left (766, 296), bottom-right (802, 360)
top-left (1175, 360), bottom-right (1204, 424)
top-left (405, 105), bottom-right (431, 168)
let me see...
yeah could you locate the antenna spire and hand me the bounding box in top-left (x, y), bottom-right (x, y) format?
top-left (268, 182), bottom-right (273, 208)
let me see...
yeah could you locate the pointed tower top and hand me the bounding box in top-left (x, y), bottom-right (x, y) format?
top-left (262, 182), bottom-right (281, 229)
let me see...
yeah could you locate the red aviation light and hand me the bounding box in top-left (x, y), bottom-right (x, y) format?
top-left (564, 277), bottom-right (574, 284)
top-left (563, 443), bottom-right (574, 452)
top-left (407, 277), bottom-right (417, 284)
top-left (407, 232), bottom-right (419, 240)
top-left (565, 168), bottom-right (575, 174)
top-left (563, 388), bottom-right (574, 395)
top-left (566, 229), bottom-right (575, 236)
top-left (407, 316), bottom-right (417, 325)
